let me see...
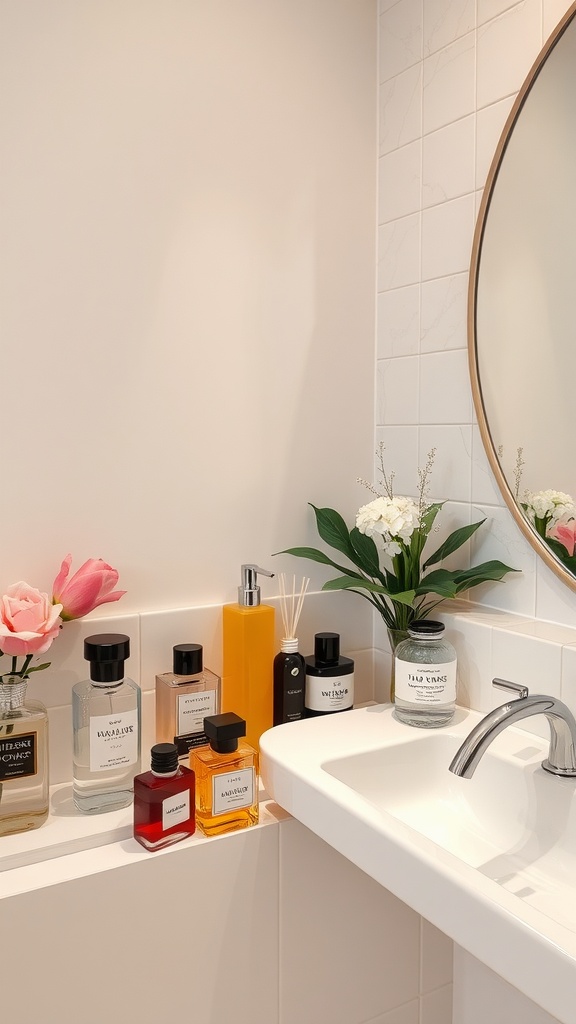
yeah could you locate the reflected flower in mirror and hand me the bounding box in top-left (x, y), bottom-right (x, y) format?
top-left (521, 490), bottom-right (576, 572)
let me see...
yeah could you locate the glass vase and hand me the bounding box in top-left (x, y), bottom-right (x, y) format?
top-left (386, 628), bottom-right (409, 703)
top-left (0, 676), bottom-right (49, 836)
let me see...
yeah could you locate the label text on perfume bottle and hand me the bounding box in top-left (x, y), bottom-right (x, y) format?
top-left (177, 691), bottom-right (217, 736)
top-left (89, 709), bottom-right (139, 772)
top-left (162, 788), bottom-right (191, 831)
top-left (305, 671), bottom-right (354, 712)
top-left (0, 732), bottom-right (37, 780)
top-left (212, 767), bottom-right (255, 815)
top-left (395, 660), bottom-right (456, 704)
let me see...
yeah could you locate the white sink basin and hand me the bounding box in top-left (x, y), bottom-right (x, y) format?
top-left (260, 705), bottom-right (576, 1024)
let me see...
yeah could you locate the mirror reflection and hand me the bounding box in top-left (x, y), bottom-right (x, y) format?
top-left (471, 4), bottom-right (576, 584)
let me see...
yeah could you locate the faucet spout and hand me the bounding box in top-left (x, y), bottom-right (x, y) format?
top-left (449, 681), bottom-right (576, 779)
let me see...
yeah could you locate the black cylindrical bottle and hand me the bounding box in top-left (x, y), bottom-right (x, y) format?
top-left (274, 638), bottom-right (306, 725)
top-left (304, 632), bottom-right (354, 717)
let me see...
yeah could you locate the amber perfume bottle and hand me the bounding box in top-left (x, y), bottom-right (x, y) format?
top-left (133, 743), bottom-right (195, 852)
top-left (191, 713), bottom-right (258, 836)
top-left (156, 643), bottom-right (220, 757)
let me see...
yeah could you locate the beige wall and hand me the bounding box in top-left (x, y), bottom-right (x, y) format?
top-left (0, 0), bottom-right (376, 613)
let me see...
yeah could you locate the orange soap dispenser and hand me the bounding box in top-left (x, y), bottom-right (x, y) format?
top-left (222, 564), bottom-right (275, 752)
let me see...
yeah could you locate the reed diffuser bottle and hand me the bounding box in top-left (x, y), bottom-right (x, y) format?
top-left (273, 574), bottom-right (309, 726)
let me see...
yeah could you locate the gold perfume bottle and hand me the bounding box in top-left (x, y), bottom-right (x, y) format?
top-left (191, 712), bottom-right (258, 836)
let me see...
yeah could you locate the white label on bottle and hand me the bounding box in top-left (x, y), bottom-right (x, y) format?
top-left (394, 660), bottom-right (456, 705)
top-left (89, 708), bottom-right (139, 772)
top-left (177, 691), bottom-right (217, 735)
top-left (212, 767), bottom-right (255, 816)
top-left (305, 672), bottom-right (354, 712)
top-left (162, 788), bottom-right (191, 831)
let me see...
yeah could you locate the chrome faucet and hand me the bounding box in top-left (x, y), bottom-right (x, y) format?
top-left (449, 678), bottom-right (576, 779)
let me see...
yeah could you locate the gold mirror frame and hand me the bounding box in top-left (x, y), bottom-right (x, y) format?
top-left (468, 1), bottom-right (576, 592)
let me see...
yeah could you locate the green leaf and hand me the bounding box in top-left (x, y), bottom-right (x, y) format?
top-left (27, 663), bottom-right (51, 674)
top-left (452, 560), bottom-right (518, 592)
top-left (415, 568), bottom-right (459, 599)
top-left (310, 505), bottom-right (355, 560)
top-left (322, 575), bottom-right (416, 606)
top-left (349, 527), bottom-right (382, 578)
top-left (420, 501), bottom-right (444, 535)
top-left (544, 537), bottom-right (576, 573)
top-left (423, 519), bottom-right (487, 569)
top-left (275, 547), bottom-right (364, 580)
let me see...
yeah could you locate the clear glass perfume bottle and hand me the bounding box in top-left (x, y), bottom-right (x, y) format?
top-left (0, 677), bottom-right (49, 836)
top-left (72, 633), bottom-right (141, 813)
top-left (155, 643), bottom-right (220, 757)
top-left (133, 742), bottom-right (195, 852)
top-left (394, 620), bottom-right (457, 728)
top-left (191, 712), bottom-right (258, 836)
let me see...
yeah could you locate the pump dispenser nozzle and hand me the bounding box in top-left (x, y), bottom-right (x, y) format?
top-left (238, 564), bottom-right (274, 607)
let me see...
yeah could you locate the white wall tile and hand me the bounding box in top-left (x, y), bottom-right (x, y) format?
top-left (470, 504), bottom-right (537, 616)
top-left (419, 350), bottom-right (472, 424)
top-left (379, 140), bottom-right (422, 222)
top-left (471, 426), bottom-right (507, 507)
top-left (420, 273), bottom-right (468, 352)
top-left (379, 0), bottom-right (423, 83)
top-left (477, 2), bottom-right (542, 108)
top-left (380, 65), bottom-right (422, 156)
top-left (560, 643), bottom-right (576, 718)
top-left (491, 627), bottom-right (563, 738)
top-left (377, 356), bottom-right (420, 425)
top-left (477, 0), bottom-right (522, 25)
top-left (423, 115), bottom-right (475, 207)
top-left (279, 818), bottom-right (421, 1024)
top-left (446, 614), bottom-right (493, 712)
top-left (421, 919), bottom-right (454, 992)
top-left (423, 32), bottom-right (475, 133)
top-left (140, 605), bottom-right (222, 686)
top-left (453, 946), bottom-right (563, 1024)
top-left (420, 984), bottom-right (454, 1024)
top-left (421, 194), bottom-right (475, 280)
top-left (378, 284), bottom-right (420, 358)
top-left (543, 0), bottom-right (575, 38)
top-left (418, 425), bottom-right (473, 502)
top-left (379, 213), bottom-right (421, 289)
top-left (424, 0), bottom-right (475, 54)
top-left (375, 426), bottom-right (420, 496)
top-left (534, 557), bottom-right (576, 628)
top-left (475, 96), bottom-right (515, 187)
top-left (362, 1001), bottom-right (419, 1024)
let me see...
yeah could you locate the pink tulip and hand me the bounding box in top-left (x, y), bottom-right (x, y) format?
top-left (0, 582), bottom-right (63, 656)
top-left (549, 520), bottom-right (576, 557)
top-left (53, 555), bottom-right (126, 621)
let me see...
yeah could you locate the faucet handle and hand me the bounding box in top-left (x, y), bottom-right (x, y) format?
top-left (493, 678), bottom-right (529, 699)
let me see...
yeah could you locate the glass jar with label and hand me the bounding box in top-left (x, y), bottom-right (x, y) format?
top-left (394, 620), bottom-right (456, 728)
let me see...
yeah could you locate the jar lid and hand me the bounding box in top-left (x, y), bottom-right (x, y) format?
top-left (407, 619), bottom-right (445, 639)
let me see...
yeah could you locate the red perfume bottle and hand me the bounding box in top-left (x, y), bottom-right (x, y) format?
top-left (134, 743), bottom-right (195, 851)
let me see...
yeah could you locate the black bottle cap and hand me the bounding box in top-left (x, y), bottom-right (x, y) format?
top-left (314, 632), bottom-right (340, 664)
top-left (204, 712), bottom-right (246, 754)
top-left (150, 743), bottom-right (179, 774)
top-left (408, 620), bottom-right (444, 638)
top-left (173, 643), bottom-right (203, 675)
top-left (84, 633), bottom-right (131, 683)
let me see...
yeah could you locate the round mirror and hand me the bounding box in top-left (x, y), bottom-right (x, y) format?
top-left (470, 2), bottom-right (576, 589)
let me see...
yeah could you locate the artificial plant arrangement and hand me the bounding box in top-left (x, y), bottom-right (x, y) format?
top-left (278, 445), bottom-right (517, 637)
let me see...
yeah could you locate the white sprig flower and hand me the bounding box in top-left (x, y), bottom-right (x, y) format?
top-left (356, 496), bottom-right (420, 556)
top-left (523, 489), bottom-right (576, 526)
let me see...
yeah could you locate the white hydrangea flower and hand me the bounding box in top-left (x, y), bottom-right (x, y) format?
top-left (523, 489), bottom-right (576, 526)
top-left (356, 496), bottom-right (420, 557)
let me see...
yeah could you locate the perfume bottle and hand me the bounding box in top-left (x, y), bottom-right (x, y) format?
top-left (72, 633), bottom-right (141, 814)
top-left (133, 742), bottom-right (195, 851)
top-left (394, 620), bottom-right (457, 728)
top-left (155, 643), bottom-right (220, 757)
top-left (304, 632), bottom-right (354, 716)
top-left (191, 712), bottom-right (258, 836)
top-left (0, 676), bottom-right (49, 836)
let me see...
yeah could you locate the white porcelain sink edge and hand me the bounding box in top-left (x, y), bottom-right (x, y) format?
top-left (260, 706), bottom-right (576, 1024)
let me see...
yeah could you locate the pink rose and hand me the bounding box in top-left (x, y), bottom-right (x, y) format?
top-left (549, 520), bottom-right (576, 557)
top-left (53, 554), bottom-right (126, 621)
top-left (0, 582), bottom-right (63, 656)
